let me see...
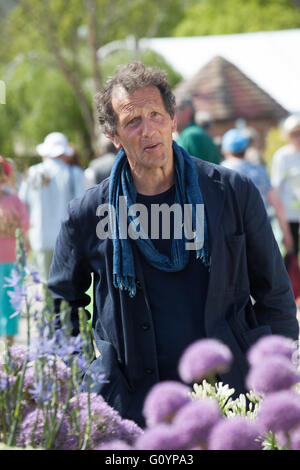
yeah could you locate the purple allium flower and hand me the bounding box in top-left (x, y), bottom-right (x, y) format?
top-left (134, 423), bottom-right (186, 450)
top-left (17, 408), bottom-right (74, 449)
top-left (68, 393), bottom-right (122, 449)
top-left (23, 358), bottom-right (71, 403)
top-left (172, 398), bottom-right (222, 449)
top-left (258, 390), bottom-right (300, 434)
top-left (94, 440), bottom-right (133, 450)
top-left (117, 419), bottom-right (144, 444)
top-left (247, 335), bottom-right (297, 367)
top-left (290, 425), bottom-right (300, 450)
top-left (208, 417), bottom-right (263, 450)
top-left (0, 345), bottom-right (28, 374)
top-left (178, 339), bottom-right (233, 384)
top-left (142, 381), bottom-right (191, 427)
top-left (246, 356), bottom-right (299, 394)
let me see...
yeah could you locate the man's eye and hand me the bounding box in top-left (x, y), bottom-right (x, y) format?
top-left (127, 118), bottom-right (139, 127)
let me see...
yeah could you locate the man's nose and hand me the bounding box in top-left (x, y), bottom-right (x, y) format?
top-left (142, 117), bottom-right (155, 137)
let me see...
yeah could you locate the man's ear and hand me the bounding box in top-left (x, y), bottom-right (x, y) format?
top-left (107, 132), bottom-right (122, 150)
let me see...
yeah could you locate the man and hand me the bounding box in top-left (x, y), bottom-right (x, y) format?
top-left (221, 128), bottom-right (294, 254)
top-left (271, 114), bottom-right (300, 257)
top-left (176, 98), bottom-right (221, 164)
top-left (19, 132), bottom-right (85, 281)
top-left (48, 63), bottom-right (298, 427)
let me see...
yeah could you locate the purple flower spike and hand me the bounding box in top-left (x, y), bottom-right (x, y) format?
top-left (142, 381), bottom-right (191, 427)
top-left (178, 339), bottom-right (233, 384)
top-left (173, 398), bottom-right (222, 449)
top-left (247, 335), bottom-right (297, 367)
top-left (246, 356), bottom-right (299, 394)
top-left (95, 440), bottom-right (132, 450)
top-left (135, 423), bottom-right (186, 450)
top-left (258, 390), bottom-right (300, 434)
top-left (208, 417), bottom-right (263, 450)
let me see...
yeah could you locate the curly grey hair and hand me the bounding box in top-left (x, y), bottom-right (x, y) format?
top-left (94, 61), bottom-right (176, 136)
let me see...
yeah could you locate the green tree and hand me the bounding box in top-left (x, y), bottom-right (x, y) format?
top-left (174, 0), bottom-right (300, 36)
top-left (0, 0), bottom-right (189, 160)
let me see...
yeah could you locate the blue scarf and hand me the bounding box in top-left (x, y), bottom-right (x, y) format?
top-left (108, 140), bottom-right (210, 297)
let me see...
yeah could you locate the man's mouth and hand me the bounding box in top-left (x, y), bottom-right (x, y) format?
top-left (143, 142), bottom-right (161, 152)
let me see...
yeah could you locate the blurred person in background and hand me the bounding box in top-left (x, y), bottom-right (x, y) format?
top-left (176, 98), bottom-right (221, 164)
top-left (18, 132), bottom-right (85, 282)
top-left (243, 126), bottom-right (267, 167)
top-left (84, 136), bottom-right (117, 188)
top-left (0, 156), bottom-right (29, 346)
top-left (221, 128), bottom-right (294, 255)
top-left (271, 115), bottom-right (300, 257)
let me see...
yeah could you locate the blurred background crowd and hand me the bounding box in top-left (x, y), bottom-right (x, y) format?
top-left (1, 0), bottom-right (300, 345)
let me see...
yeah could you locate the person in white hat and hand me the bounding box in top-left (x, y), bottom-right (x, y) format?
top-left (271, 115), bottom-right (300, 257)
top-left (18, 132), bottom-right (85, 281)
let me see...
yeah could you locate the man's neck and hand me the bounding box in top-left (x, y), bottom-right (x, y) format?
top-left (130, 164), bottom-right (175, 196)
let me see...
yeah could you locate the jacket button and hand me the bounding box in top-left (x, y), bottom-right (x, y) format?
top-left (136, 280), bottom-right (142, 291)
top-left (145, 368), bottom-right (154, 375)
top-left (141, 322), bottom-right (150, 331)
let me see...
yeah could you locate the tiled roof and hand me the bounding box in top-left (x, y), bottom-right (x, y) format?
top-left (174, 55), bottom-right (288, 121)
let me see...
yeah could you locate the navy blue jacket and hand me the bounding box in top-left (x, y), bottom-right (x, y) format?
top-left (48, 157), bottom-right (298, 427)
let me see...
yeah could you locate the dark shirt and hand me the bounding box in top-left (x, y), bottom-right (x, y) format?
top-left (136, 185), bottom-right (209, 382)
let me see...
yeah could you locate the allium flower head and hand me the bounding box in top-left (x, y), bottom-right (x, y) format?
top-left (68, 393), bottom-right (122, 449)
top-left (95, 440), bottom-right (132, 450)
top-left (178, 339), bottom-right (232, 384)
top-left (23, 358), bottom-right (71, 403)
top-left (258, 390), bottom-right (300, 434)
top-left (135, 423), bottom-right (186, 450)
top-left (142, 381), bottom-right (191, 427)
top-left (0, 345), bottom-right (27, 374)
top-left (247, 335), bottom-right (297, 367)
top-left (208, 417), bottom-right (263, 450)
top-left (172, 398), bottom-right (222, 449)
top-left (17, 408), bottom-right (74, 449)
top-left (117, 419), bottom-right (144, 444)
top-left (246, 356), bottom-right (299, 394)
top-left (290, 425), bottom-right (300, 450)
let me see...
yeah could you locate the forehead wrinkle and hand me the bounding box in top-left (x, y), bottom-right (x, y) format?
top-left (112, 86), bottom-right (164, 117)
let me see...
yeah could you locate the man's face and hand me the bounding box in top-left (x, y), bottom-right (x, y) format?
top-left (109, 86), bottom-right (176, 172)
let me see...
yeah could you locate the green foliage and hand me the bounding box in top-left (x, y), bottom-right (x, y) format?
top-left (174, 0), bottom-right (300, 36)
top-left (101, 49), bottom-right (182, 89)
top-left (0, 0), bottom-right (185, 162)
top-left (1, 56), bottom-right (90, 164)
